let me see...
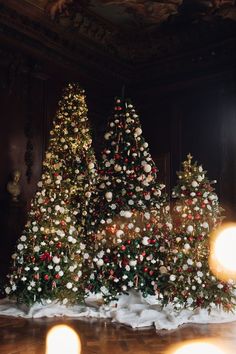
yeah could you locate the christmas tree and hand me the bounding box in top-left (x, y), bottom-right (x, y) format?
top-left (86, 97), bottom-right (171, 302)
top-left (167, 154), bottom-right (236, 311)
top-left (5, 83), bottom-right (97, 305)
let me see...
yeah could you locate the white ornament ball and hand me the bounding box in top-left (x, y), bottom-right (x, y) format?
top-left (96, 259), bottom-right (104, 267)
top-left (186, 225), bottom-right (194, 234)
top-left (202, 222), bottom-right (209, 229)
top-left (114, 164), bottom-right (122, 172)
top-left (116, 230), bottom-right (124, 238)
top-left (88, 162), bottom-right (95, 170)
top-left (104, 132), bottom-right (111, 140)
top-left (143, 164), bottom-right (152, 173)
top-left (105, 192), bottom-right (113, 201)
top-left (191, 181), bottom-right (199, 188)
top-left (134, 127), bottom-right (142, 136)
top-left (184, 243), bottom-right (191, 250)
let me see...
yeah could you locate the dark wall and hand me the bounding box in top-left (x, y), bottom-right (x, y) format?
top-left (133, 72), bottom-right (236, 220)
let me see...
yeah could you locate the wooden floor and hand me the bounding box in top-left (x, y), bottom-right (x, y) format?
top-left (1, 316), bottom-right (236, 354)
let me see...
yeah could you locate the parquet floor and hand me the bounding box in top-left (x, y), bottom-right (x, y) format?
top-left (1, 316), bottom-right (236, 354)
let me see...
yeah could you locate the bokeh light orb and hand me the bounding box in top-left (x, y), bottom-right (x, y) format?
top-left (172, 341), bottom-right (225, 354)
top-left (46, 324), bottom-right (81, 354)
top-left (166, 339), bottom-right (231, 354)
top-left (209, 223), bottom-right (236, 281)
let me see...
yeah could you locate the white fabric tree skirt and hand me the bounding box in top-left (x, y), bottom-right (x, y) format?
top-left (0, 291), bottom-right (236, 330)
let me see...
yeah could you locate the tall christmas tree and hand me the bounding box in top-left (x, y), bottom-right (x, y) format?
top-left (5, 83), bottom-right (97, 305)
top-left (167, 154), bottom-right (236, 311)
top-left (86, 97), bottom-right (171, 302)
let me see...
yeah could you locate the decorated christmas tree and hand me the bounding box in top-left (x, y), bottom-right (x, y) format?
top-left (5, 83), bottom-right (97, 305)
top-left (167, 154), bottom-right (236, 311)
top-left (86, 97), bottom-right (171, 302)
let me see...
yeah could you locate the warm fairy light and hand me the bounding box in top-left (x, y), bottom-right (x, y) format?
top-left (167, 339), bottom-right (229, 354)
top-left (46, 325), bottom-right (81, 354)
top-left (209, 223), bottom-right (236, 281)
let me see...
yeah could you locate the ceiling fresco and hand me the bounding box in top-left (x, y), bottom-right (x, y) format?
top-left (46, 0), bottom-right (236, 27)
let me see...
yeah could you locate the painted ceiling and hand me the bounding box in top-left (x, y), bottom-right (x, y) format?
top-left (46, 0), bottom-right (236, 28)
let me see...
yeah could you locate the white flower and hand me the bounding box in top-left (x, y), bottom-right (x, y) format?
top-left (97, 251), bottom-right (105, 258)
top-left (66, 282), bottom-right (73, 289)
top-left (197, 271), bottom-right (203, 277)
top-left (84, 253), bottom-right (89, 260)
top-left (125, 265), bottom-right (130, 272)
top-left (5, 287), bottom-right (11, 295)
top-left (52, 256), bottom-right (60, 264)
top-left (170, 275), bottom-right (176, 281)
top-left (187, 297), bottom-right (193, 305)
top-left (34, 246), bottom-right (40, 252)
top-left (55, 265), bottom-right (60, 272)
top-left (20, 235), bottom-right (27, 242)
top-left (187, 258), bottom-right (193, 265)
top-left (96, 259), bottom-right (104, 267)
top-left (122, 285), bottom-right (127, 291)
top-left (124, 211), bottom-right (132, 218)
top-left (197, 175), bottom-right (203, 182)
top-left (196, 262), bottom-right (202, 268)
top-left (142, 237), bottom-right (149, 246)
top-left (101, 286), bottom-right (109, 295)
top-left (17, 244), bottom-right (24, 251)
top-left (80, 243), bottom-right (86, 250)
top-left (128, 281), bottom-right (134, 287)
top-left (129, 260), bottom-right (137, 267)
top-left (184, 243), bottom-right (191, 250)
top-left (59, 270), bottom-right (64, 276)
top-left (32, 226), bottom-right (38, 232)
top-left (217, 284), bottom-right (224, 289)
top-left (183, 264), bottom-right (188, 270)
top-left (191, 181), bottom-right (199, 188)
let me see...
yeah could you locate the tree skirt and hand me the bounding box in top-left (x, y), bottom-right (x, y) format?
top-left (0, 291), bottom-right (236, 330)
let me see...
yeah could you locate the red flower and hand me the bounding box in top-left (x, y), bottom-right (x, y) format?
top-left (40, 252), bottom-right (52, 262)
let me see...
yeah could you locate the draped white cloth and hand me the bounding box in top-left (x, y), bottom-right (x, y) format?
top-left (0, 291), bottom-right (236, 330)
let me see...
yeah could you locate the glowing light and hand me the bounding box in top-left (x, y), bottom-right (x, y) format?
top-left (167, 340), bottom-right (229, 354)
top-left (46, 325), bottom-right (81, 354)
top-left (173, 342), bottom-right (225, 354)
top-left (209, 223), bottom-right (236, 281)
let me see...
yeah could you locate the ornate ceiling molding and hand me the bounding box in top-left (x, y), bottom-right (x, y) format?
top-left (0, 1), bottom-right (131, 84)
top-left (0, 0), bottom-right (235, 88)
